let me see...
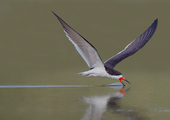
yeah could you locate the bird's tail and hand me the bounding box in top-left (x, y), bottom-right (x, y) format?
top-left (77, 70), bottom-right (92, 77)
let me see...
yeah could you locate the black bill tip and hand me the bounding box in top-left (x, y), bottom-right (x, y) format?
top-left (125, 79), bottom-right (131, 84)
top-left (122, 82), bottom-right (126, 87)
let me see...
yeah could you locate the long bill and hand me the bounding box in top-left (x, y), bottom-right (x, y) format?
top-left (119, 77), bottom-right (131, 86)
top-left (125, 79), bottom-right (131, 84)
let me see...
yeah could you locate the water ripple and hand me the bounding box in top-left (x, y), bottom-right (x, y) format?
top-left (0, 84), bottom-right (122, 88)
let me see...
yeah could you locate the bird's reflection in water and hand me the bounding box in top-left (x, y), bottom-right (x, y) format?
top-left (81, 87), bottom-right (149, 120)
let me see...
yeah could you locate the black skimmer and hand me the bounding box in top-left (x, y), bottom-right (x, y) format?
top-left (52, 11), bottom-right (158, 86)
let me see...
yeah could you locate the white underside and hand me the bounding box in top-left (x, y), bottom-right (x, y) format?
top-left (78, 67), bottom-right (122, 80)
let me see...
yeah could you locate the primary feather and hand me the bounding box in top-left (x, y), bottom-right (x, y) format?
top-left (52, 11), bottom-right (104, 69)
top-left (104, 18), bottom-right (158, 69)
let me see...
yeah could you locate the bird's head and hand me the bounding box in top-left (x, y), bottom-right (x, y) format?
top-left (105, 67), bottom-right (131, 86)
top-left (119, 77), bottom-right (131, 86)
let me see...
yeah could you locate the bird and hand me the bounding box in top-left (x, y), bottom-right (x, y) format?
top-left (51, 11), bottom-right (158, 86)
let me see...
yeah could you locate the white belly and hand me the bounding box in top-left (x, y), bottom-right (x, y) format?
top-left (77, 67), bottom-right (122, 80)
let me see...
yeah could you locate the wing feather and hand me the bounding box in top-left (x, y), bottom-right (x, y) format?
top-left (104, 18), bottom-right (158, 68)
top-left (52, 11), bottom-right (104, 69)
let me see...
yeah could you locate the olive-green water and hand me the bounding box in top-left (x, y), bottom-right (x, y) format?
top-left (0, 0), bottom-right (170, 120)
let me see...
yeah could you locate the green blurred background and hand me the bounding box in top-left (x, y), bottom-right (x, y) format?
top-left (0, 0), bottom-right (170, 120)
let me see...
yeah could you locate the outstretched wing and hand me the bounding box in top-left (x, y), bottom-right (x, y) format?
top-left (104, 18), bottom-right (158, 68)
top-left (52, 11), bottom-right (104, 69)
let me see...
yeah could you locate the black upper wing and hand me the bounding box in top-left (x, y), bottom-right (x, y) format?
top-left (104, 18), bottom-right (158, 69)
